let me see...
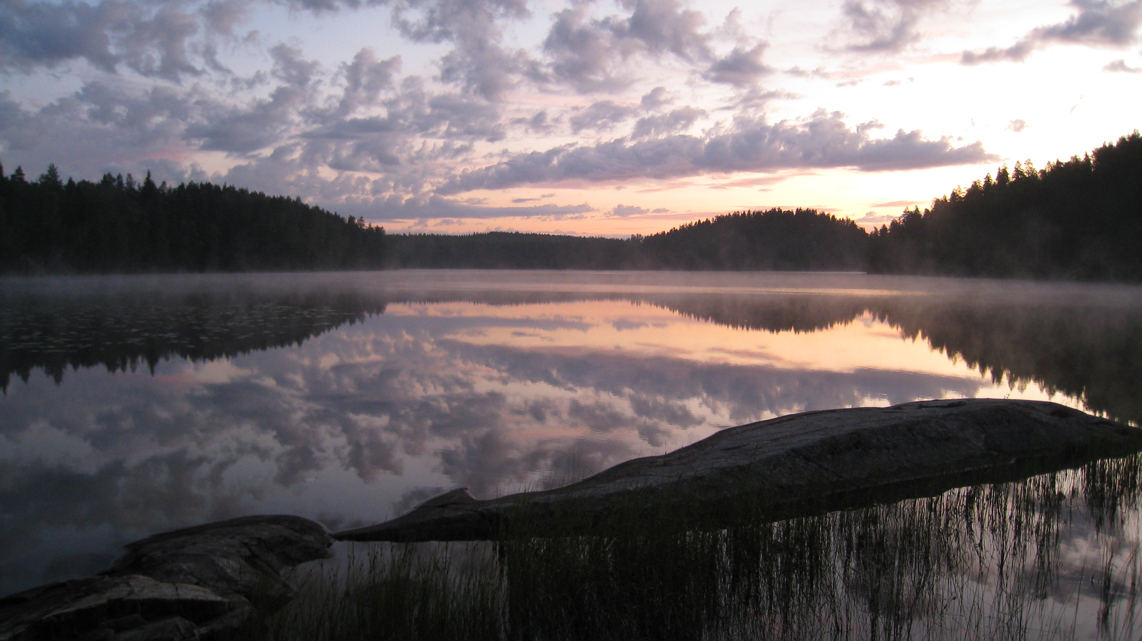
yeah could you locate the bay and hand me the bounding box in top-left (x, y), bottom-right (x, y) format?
top-left (1, 270), bottom-right (1140, 630)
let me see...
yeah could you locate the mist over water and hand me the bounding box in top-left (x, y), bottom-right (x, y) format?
top-left (1, 270), bottom-right (1140, 604)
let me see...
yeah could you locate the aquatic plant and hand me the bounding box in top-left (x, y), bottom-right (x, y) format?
top-left (263, 455), bottom-right (1141, 640)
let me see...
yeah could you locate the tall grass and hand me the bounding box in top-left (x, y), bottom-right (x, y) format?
top-left (261, 454), bottom-right (1142, 640)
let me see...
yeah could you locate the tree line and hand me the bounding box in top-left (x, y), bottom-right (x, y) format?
top-left (387, 209), bottom-right (866, 271)
top-left (0, 166), bottom-right (386, 273)
top-left (868, 131), bottom-right (1142, 280)
top-left (3, 130), bottom-right (1139, 279)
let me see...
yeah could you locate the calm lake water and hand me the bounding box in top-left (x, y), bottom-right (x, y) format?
top-left (1, 270), bottom-right (1140, 635)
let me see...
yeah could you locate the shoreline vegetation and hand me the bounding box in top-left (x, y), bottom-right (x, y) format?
top-left (269, 454), bottom-right (1142, 641)
top-left (1, 132), bottom-right (1140, 280)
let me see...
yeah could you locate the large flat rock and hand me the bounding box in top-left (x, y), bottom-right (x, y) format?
top-left (0, 515), bottom-right (333, 641)
top-left (335, 399), bottom-right (1142, 542)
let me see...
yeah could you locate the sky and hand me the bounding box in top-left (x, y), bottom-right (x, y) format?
top-left (1, 0), bottom-right (1139, 236)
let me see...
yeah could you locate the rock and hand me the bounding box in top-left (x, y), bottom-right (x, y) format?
top-left (0, 575), bottom-right (231, 641)
top-left (335, 399), bottom-right (1142, 542)
top-left (104, 514), bottom-right (333, 611)
top-left (0, 515), bottom-right (333, 641)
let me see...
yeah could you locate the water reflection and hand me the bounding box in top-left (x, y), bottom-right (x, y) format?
top-left (1, 271), bottom-right (1141, 601)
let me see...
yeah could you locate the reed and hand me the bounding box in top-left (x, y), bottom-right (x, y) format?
top-left (259, 454), bottom-right (1142, 641)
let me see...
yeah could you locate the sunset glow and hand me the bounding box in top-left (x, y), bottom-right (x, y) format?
top-left (1, 0), bottom-right (1139, 235)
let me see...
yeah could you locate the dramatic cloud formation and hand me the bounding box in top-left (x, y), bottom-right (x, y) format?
top-left (962, 0), bottom-right (1142, 64)
top-left (0, 0), bottom-right (1137, 232)
top-left (0, 0), bottom-right (206, 80)
top-left (835, 0), bottom-right (952, 53)
top-left (439, 111), bottom-right (993, 193)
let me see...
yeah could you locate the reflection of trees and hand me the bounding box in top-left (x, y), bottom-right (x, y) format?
top-left (644, 294), bottom-right (867, 333)
top-left (629, 292), bottom-right (1142, 426)
top-left (6, 281), bottom-right (1142, 427)
top-left (867, 297), bottom-right (1142, 426)
top-left (0, 284), bottom-right (632, 393)
top-left (0, 288), bottom-right (387, 392)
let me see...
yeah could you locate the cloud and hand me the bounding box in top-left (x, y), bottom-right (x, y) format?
top-left (446, 340), bottom-right (988, 427)
top-left (202, 0), bottom-right (256, 36)
top-left (835, 0), bottom-right (950, 53)
top-left (608, 204), bottom-right (650, 217)
top-left (858, 210), bottom-right (901, 226)
top-left (962, 0), bottom-right (1142, 64)
top-left (705, 43), bottom-right (771, 86)
top-left (631, 107), bottom-right (705, 139)
top-left (960, 38), bottom-right (1038, 64)
top-left (515, 110), bottom-right (556, 134)
top-left (622, 0), bottom-right (711, 61)
top-left (542, 4), bottom-right (641, 92)
top-left (541, 0), bottom-right (719, 93)
top-left (347, 194), bottom-right (597, 221)
top-left (335, 49), bottom-right (401, 116)
top-left (640, 86), bottom-right (673, 110)
top-left (785, 65), bottom-right (830, 78)
top-left (388, 0), bottom-right (535, 101)
top-left (0, 0), bottom-right (534, 103)
top-left (0, 0), bottom-right (1044, 226)
top-left (184, 44), bottom-right (326, 155)
top-left (1007, 119), bottom-right (1027, 132)
top-left (569, 100), bottom-right (637, 133)
top-left (0, 85), bottom-right (198, 185)
top-left (1036, 0), bottom-right (1142, 46)
top-left (1104, 58), bottom-right (1142, 71)
top-left (0, 0), bottom-right (220, 81)
top-left (439, 111), bottom-right (995, 193)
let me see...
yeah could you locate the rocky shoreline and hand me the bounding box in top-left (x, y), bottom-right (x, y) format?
top-left (337, 399), bottom-right (1142, 541)
top-left (3, 399), bottom-right (1139, 640)
top-left (0, 516), bottom-right (333, 641)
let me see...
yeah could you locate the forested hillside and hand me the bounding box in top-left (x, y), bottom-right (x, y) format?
top-left (0, 167), bottom-right (386, 273)
top-left (638, 209), bottom-right (868, 271)
top-left (868, 132), bottom-right (1142, 280)
top-left (386, 232), bottom-right (635, 269)
top-left (3, 131), bottom-right (1139, 279)
top-left (387, 209), bottom-right (865, 271)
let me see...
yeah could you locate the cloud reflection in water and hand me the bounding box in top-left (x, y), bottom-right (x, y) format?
top-left (1, 272), bottom-right (1139, 598)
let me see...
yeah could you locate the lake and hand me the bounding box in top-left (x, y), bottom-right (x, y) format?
top-left (1, 270), bottom-right (1140, 637)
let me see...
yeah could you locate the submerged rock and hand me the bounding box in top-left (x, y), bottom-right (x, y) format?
top-left (0, 515), bottom-right (332, 641)
top-left (335, 399), bottom-right (1142, 542)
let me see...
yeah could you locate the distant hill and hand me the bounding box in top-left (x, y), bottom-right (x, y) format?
top-left (637, 208), bottom-right (868, 271)
top-left (0, 168), bottom-right (386, 273)
top-left (386, 231), bottom-right (635, 269)
top-left (386, 209), bottom-right (865, 271)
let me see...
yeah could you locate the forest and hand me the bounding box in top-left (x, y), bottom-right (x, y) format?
top-left (0, 167), bottom-right (386, 273)
top-left (386, 208), bottom-right (865, 271)
top-left (2, 131), bottom-right (1139, 279)
top-left (867, 131), bottom-right (1142, 280)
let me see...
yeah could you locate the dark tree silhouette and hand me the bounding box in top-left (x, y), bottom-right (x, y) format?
top-left (638, 208), bottom-right (868, 272)
top-left (869, 131), bottom-right (1142, 281)
top-left (5, 131), bottom-right (1140, 280)
top-left (0, 169), bottom-right (386, 274)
